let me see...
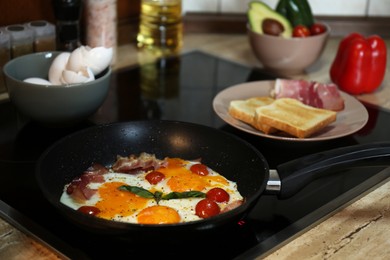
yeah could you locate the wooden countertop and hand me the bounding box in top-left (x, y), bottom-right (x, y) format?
top-left (1, 33), bottom-right (390, 259)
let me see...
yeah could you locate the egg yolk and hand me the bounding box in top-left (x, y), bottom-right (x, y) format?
top-left (137, 205), bottom-right (181, 224)
top-left (95, 181), bottom-right (148, 220)
top-left (159, 158), bottom-right (229, 192)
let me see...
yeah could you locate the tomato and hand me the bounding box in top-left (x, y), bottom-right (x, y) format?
top-left (206, 187), bottom-right (230, 203)
top-left (145, 171), bottom-right (165, 184)
top-left (310, 23), bottom-right (326, 35)
top-left (190, 163), bottom-right (209, 176)
top-left (78, 206), bottom-right (101, 216)
top-left (195, 199), bottom-right (220, 218)
top-left (293, 25), bottom-right (311, 37)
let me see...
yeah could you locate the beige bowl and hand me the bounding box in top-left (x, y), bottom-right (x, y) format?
top-left (247, 24), bottom-right (330, 75)
top-left (3, 52), bottom-right (112, 126)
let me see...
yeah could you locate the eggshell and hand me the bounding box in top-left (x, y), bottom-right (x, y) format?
top-left (66, 46), bottom-right (112, 76)
top-left (46, 46), bottom-right (111, 86)
top-left (60, 67), bottom-right (95, 84)
top-left (66, 47), bottom-right (84, 73)
top-left (80, 46), bottom-right (113, 75)
top-left (49, 52), bottom-right (71, 85)
top-left (24, 77), bottom-right (52, 85)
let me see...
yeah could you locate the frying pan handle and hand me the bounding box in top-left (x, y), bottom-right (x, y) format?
top-left (275, 142), bottom-right (390, 199)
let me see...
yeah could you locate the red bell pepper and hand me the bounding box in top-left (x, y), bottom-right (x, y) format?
top-left (330, 33), bottom-right (387, 95)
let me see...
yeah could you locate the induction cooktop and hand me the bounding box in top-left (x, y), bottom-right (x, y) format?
top-left (0, 50), bottom-right (390, 259)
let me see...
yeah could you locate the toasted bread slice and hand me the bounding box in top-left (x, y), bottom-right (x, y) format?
top-left (254, 98), bottom-right (337, 138)
top-left (228, 97), bottom-right (276, 134)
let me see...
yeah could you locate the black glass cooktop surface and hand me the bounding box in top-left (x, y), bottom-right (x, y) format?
top-left (1, 51), bottom-right (390, 259)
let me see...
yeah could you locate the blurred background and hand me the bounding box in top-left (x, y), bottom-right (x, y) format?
top-left (0, 0), bottom-right (389, 44)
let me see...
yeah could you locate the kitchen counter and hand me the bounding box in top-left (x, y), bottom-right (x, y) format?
top-left (1, 33), bottom-right (390, 259)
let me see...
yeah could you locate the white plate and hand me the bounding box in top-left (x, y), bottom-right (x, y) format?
top-left (213, 80), bottom-right (369, 141)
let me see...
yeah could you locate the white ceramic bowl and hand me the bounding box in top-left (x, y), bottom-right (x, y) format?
top-left (247, 24), bottom-right (330, 75)
top-left (3, 52), bottom-right (111, 126)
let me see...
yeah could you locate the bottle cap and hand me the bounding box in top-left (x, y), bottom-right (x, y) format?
top-left (26, 20), bottom-right (56, 37)
top-left (5, 24), bottom-right (34, 43)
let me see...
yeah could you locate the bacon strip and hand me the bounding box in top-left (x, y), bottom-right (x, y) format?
top-left (112, 152), bottom-right (167, 174)
top-left (66, 163), bottom-right (107, 202)
top-left (221, 199), bottom-right (244, 213)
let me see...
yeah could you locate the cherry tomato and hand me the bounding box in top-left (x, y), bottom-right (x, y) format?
top-left (145, 171), bottom-right (165, 184)
top-left (78, 206), bottom-right (101, 216)
top-left (206, 187), bottom-right (230, 203)
top-left (293, 25), bottom-right (311, 37)
top-left (310, 23), bottom-right (327, 35)
top-left (190, 163), bottom-right (209, 176)
top-left (195, 199), bottom-right (220, 218)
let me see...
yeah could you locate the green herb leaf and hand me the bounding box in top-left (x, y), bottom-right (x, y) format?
top-left (162, 191), bottom-right (206, 200)
top-left (118, 185), bottom-right (206, 204)
top-left (118, 185), bottom-right (155, 199)
top-left (154, 191), bottom-right (163, 203)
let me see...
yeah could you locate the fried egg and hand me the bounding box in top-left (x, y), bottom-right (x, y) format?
top-left (60, 157), bottom-right (243, 224)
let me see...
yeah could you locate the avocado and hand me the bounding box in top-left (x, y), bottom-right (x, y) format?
top-left (248, 1), bottom-right (292, 38)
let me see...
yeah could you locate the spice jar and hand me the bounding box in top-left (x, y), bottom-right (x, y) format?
top-left (0, 28), bottom-right (11, 94)
top-left (5, 24), bottom-right (34, 58)
top-left (85, 0), bottom-right (117, 63)
top-left (25, 20), bottom-right (56, 52)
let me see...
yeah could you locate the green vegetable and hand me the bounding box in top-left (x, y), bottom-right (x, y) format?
top-left (162, 191), bottom-right (206, 200)
top-left (275, 0), bottom-right (288, 18)
top-left (276, 0), bottom-right (314, 27)
top-left (118, 186), bottom-right (156, 198)
top-left (248, 1), bottom-right (292, 38)
top-left (118, 185), bottom-right (206, 204)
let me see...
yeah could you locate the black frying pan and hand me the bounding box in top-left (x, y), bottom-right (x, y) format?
top-left (35, 120), bottom-right (390, 238)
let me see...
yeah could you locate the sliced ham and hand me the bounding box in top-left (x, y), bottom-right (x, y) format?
top-left (273, 79), bottom-right (345, 111)
top-left (314, 82), bottom-right (345, 111)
